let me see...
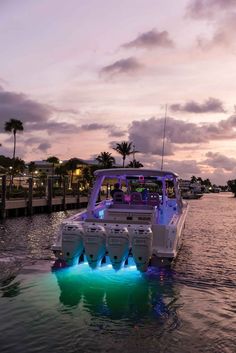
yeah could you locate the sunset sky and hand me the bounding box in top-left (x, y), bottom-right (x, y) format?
top-left (1, 0), bottom-right (236, 184)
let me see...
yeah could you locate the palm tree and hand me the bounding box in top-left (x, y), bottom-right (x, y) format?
top-left (113, 141), bottom-right (133, 167)
top-left (65, 158), bottom-right (83, 188)
top-left (96, 152), bottom-right (115, 168)
top-left (5, 119), bottom-right (24, 161)
top-left (227, 179), bottom-right (236, 197)
top-left (126, 159), bottom-right (143, 168)
top-left (0, 155), bottom-right (12, 170)
top-left (81, 166), bottom-right (94, 189)
top-left (28, 161), bottom-right (37, 178)
top-left (46, 156), bottom-right (60, 176)
top-left (190, 175), bottom-right (197, 184)
top-left (203, 178), bottom-right (212, 187)
top-left (55, 164), bottom-right (67, 187)
top-left (13, 158), bottom-right (25, 174)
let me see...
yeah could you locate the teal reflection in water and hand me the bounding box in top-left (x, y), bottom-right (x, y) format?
top-left (53, 262), bottom-right (178, 321)
top-left (0, 262), bottom-right (180, 353)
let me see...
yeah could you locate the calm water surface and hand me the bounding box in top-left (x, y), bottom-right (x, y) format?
top-left (0, 193), bottom-right (236, 353)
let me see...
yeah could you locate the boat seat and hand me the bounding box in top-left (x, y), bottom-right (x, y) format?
top-left (130, 192), bottom-right (143, 204)
top-left (113, 191), bottom-right (125, 204)
top-left (110, 204), bottom-right (130, 209)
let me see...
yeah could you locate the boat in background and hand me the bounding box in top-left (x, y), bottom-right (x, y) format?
top-left (182, 191), bottom-right (203, 200)
top-left (52, 168), bottom-right (189, 272)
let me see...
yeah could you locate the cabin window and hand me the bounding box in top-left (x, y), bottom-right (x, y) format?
top-left (100, 176), bottom-right (163, 205)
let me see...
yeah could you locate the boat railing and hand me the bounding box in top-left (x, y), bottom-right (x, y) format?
top-left (109, 203), bottom-right (154, 210)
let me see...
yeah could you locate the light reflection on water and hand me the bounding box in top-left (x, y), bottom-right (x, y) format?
top-left (0, 194), bottom-right (236, 353)
top-left (0, 262), bottom-right (180, 353)
top-left (54, 263), bottom-right (178, 321)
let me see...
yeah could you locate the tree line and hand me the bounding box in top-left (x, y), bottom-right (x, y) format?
top-left (0, 119), bottom-right (144, 190)
top-left (1, 118), bottom-right (236, 196)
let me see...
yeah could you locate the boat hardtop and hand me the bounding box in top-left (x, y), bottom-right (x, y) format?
top-left (52, 168), bottom-right (188, 272)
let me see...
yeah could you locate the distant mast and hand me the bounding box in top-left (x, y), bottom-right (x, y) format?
top-left (132, 143), bottom-right (136, 163)
top-left (161, 104), bottom-right (167, 171)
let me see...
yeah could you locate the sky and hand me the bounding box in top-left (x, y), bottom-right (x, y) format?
top-left (1, 0), bottom-right (236, 184)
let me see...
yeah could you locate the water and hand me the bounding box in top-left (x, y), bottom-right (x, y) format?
top-left (0, 193), bottom-right (236, 353)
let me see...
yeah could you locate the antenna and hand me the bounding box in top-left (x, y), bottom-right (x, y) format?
top-left (132, 143), bottom-right (136, 163)
top-left (161, 104), bottom-right (167, 171)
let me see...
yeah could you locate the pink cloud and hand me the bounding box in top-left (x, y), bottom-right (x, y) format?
top-left (122, 29), bottom-right (174, 49)
top-left (100, 57), bottom-right (143, 77)
top-left (186, 0), bottom-right (236, 19)
top-left (170, 97), bottom-right (226, 113)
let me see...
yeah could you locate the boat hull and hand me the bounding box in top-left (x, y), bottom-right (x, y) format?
top-left (52, 168), bottom-right (189, 272)
top-left (52, 203), bottom-right (188, 271)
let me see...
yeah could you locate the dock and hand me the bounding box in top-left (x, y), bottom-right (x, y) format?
top-left (0, 175), bottom-right (89, 219)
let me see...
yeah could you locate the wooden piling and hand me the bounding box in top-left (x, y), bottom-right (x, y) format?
top-left (62, 177), bottom-right (66, 211)
top-left (47, 177), bottom-right (53, 213)
top-left (1, 175), bottom-right (7, 219)
top-left (27, 178), bottom-right (33, 216)
top-left (77, 182), bottom-right (80, 208)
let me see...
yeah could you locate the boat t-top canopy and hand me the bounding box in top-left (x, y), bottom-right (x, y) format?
top-left (87, 168), bottom-right (181, 216)
top-left (94, 168), bottom-right (179, 179)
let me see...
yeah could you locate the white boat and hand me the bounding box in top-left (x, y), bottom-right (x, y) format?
top-left (52, 168), bottom-right (189, 272)
top-left (182, 191), bottom-right (203, 200)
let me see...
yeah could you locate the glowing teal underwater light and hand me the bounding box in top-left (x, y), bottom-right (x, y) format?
top-left (56, 260), bottom-right (142, 283)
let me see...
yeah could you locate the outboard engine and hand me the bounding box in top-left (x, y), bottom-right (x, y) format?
top-left (83, 223), bottom-right (106, 269)
top-left (131, 225), bottom-right (153, 272)
top-left (106, 224), bottom-right (130, 271)
top-left (62, 223), bottom-right (84, 265)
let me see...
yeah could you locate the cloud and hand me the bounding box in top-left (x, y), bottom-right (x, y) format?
top-left (0, 86), bottom-right (80, 134)
top-left (170, 97), bottom-right (226, 113)
top-left (100, 57), bottom-right (143, 77)
top-left (0, 86), bottom-right (51, 125)
top-left (24, 136), bottom-right (50, 146)
top-left (122, 29), bottom-right (174, 49)
top-left (185, 1), bottom-right (236, 49)
top-left (202, 151), bottom-right (236, 171)
top-left (169, 155), bottom-right (236, 184)
top-left (36, 120), bottom-right (80, 134)
top-left (198, 13), bottom-right (236, 49)
top-left (110, 128), bottom-right (126, 138)
top-left (0, 78), bottom-right (8, 85)
top-left (163, 159), bottom-right (202, 176)
top-left (127, 151), bottom-right (235, 184)
top-left (126, 114), bottom-right (236, 157)
top-left (128, 117), bottom-right (205, 156)
top-left (186, 0), bottom-right (236, 19)
top-left (128, 118), bottom-right (174, 156)
top-left (38, 142), bottom-right (51, 152)
top-left (81, 123), bottom-right (111, 131)
top-left (81, 123), bottom-right (126, 138)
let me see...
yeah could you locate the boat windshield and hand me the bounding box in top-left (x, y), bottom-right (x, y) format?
top-left (99, 175), bottom-right (177, 203)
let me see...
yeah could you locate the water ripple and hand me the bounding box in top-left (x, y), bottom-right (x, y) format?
top-left (0, 194), bottom-right (236, 353)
